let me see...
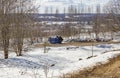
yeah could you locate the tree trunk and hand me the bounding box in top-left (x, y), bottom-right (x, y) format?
top-left (2, 26), bottom-right (9, 59)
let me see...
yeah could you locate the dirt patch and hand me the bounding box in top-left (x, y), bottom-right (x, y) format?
top-left (60, 54), bottom-right (120, 78)
top-left (35, 41), bottom-right (120, 48)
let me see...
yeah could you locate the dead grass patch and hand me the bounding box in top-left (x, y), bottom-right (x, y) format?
top-left (35, 41), bottom-right (120, 48)
top-left (60, 54), bottom-right (120, 78)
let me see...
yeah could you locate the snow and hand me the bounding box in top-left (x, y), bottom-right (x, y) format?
top-left (0, 44), bottom-right (120, 78)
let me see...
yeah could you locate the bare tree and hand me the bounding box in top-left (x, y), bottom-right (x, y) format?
top-left (0, 0), bottom-right (38, 58)
top-left (105, 0), bottom-right (120, 31)
top-left (0, 0), bottom-right (18, 59)
top-left (12, 0), bottom-right (38, 56)
top-left (93, 4), bottom-right (101, 39)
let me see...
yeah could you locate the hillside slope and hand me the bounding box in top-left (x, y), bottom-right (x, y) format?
top-left (62, 54), bottom-right (120, 78)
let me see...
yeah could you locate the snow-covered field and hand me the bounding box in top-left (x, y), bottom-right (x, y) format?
top-left (0, 44), bottom-right (120, 78)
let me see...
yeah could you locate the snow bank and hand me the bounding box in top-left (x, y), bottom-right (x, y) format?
top-left (0, 44), bottom-right (120, 78)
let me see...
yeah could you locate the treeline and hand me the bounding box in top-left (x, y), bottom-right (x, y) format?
top-left (41, 0), bottom-right (120, 39)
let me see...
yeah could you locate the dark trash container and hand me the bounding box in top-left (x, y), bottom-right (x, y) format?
top-left (48, 36), bottom-right (63, 44)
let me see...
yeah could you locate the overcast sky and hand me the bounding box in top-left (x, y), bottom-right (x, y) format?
top-left (35, 0), bottom-right (110, 13)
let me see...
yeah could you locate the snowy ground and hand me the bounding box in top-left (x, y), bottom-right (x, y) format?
top-left (0, 44), bottom-right (120, 78)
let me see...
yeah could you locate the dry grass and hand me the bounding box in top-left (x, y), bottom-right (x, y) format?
top-left (60, 55), bottom-right (120, 78)
top-left (35, 41), bottom-right (120, 48)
